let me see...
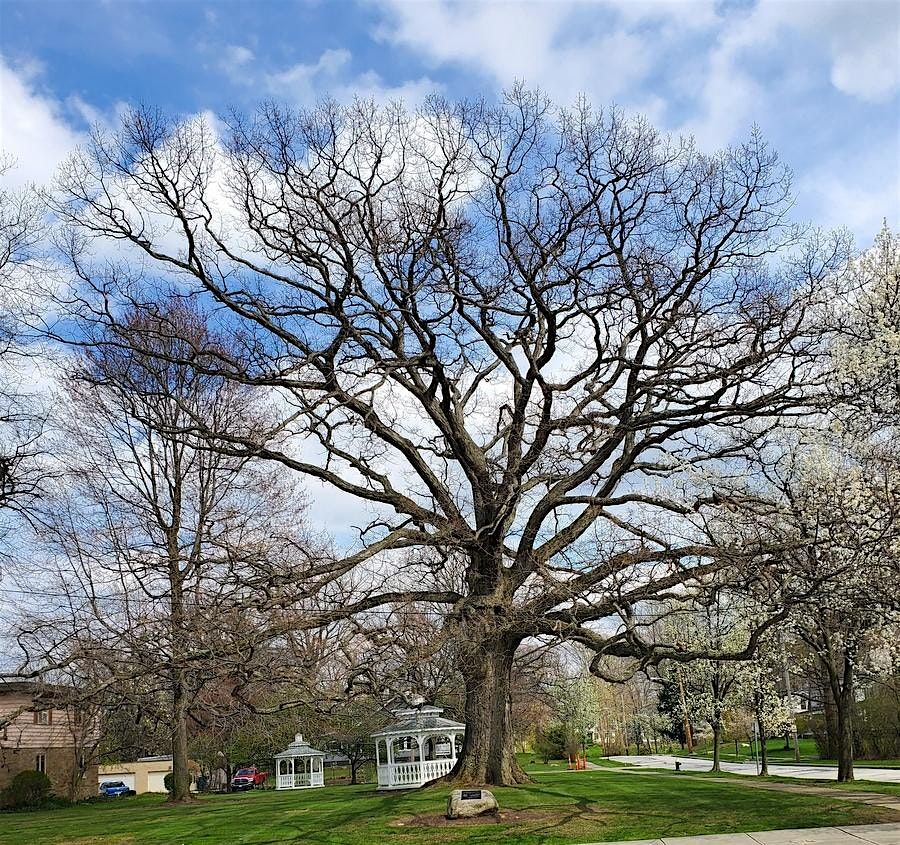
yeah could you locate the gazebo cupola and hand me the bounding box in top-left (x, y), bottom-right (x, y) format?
top-left (274, 733), bottom-right (325, 790)
top-left (372, 703), bottom-right (465, 790)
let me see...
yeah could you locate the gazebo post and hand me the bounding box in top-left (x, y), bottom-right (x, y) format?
top-left (416, 735), bottom-right (425, 784)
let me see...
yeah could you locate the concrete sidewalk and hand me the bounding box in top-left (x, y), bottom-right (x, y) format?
top-left (609, 755), bottom-right (900, 784)
top-left (582, 821), bottom-right (900, 845)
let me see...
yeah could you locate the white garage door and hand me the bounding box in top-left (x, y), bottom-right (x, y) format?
top-left (146, 771), bottom-right (169, 793)
top-left (99, 773), bottom-right (135, 791)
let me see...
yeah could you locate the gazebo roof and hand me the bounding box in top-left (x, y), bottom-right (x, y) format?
top-left (274, 733), bottom-right (325, 758)
top-left (371, 704), bottom-right (465, 738)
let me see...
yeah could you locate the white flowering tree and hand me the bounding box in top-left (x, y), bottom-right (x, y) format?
top-left (553, 671), bottom-right (602, 757)
top-left (779, 449), bottom-right (900, 781)
top-left (724, 225), bottom-right (900, 782)
top-left (668, 592), bottom-right (751, 772)
top-left (787, 224), bottom-right (900, 781)
top-left (735, 639), bottom-right (795, 775)
top-left (834, 222), bottom-right (900, 436)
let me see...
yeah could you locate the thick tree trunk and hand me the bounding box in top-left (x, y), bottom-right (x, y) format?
top-left (711, 723), bottom-right (722, 772)
top-left (758, 717), bottom-right (769, 776)
top-left (168, 557), bottom-right (193, 803)
top-left (836, 706), bottom-right (854, 782)
top-left (823, 683), bottom-right (839, 760)
top-left (677, 666), bottom-right (694, 753)
top-left (170, 677), bottom-right (193, 802)
top-left (447, 642), bottom-right (530, 785)
top-left (835, 659), bottom-right (855, 783)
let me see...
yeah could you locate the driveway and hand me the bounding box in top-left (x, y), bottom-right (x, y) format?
top-left (608, 755), bottom-right (900, 783)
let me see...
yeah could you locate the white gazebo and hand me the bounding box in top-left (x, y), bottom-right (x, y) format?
top-left (274, 734), bottom-right (325, 790)
top-left (372, 704), bottom-right (465, 790)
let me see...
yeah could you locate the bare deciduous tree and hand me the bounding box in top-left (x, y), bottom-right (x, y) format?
top-left (51, 92), bottom-right (848, 784)
top-left (0, 160), bottom-right (48, 541)
top-left (12, 300), bottom-right (324, 801)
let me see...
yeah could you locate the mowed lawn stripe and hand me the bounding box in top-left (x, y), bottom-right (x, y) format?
top-left (0, 770), bottom-right (897, 845)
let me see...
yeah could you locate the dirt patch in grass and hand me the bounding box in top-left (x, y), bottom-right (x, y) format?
top-left (391, 808), bottom-right (555, 828)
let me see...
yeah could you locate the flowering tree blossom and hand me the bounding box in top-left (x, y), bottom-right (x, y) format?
top-left (668, 592), bottom-right (751, 772)
top-left (553, 670), bottom-right (602, 757)
top-left (735, 639), bottom-right (796, 775)
top-left (780, 447), bottom-right (900, 781)
top-left (834, 223), bottom-right (900, 435)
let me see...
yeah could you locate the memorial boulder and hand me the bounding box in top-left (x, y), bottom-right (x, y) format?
top-left (446, 788), bottom-right (499, 819)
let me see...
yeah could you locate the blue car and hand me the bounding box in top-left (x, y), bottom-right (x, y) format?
top-left (99, 780), bottom-right (134, 797)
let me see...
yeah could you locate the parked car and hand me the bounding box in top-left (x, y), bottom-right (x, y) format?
top-left (99, 780), bottom-right (135, 797)
top-left (230, 766), bottom-right (268, 791)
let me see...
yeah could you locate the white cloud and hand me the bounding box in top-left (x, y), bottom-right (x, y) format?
top-left (266, 47), bottom-right (354, 100)
top-left (0, 58), bottom-right (83, 187)
top-left (265, 48), bottom-right (440, 105)
top-left (676, 26), bottom-right (767, 150)
top-left (719, 0), bottom-right (899, 105)
top-left (681, 0), bottom-right (900, 146)
top-left (216, 43), bottom-right (258, 83)
top-left (372, 0), bottom-right (899, 148)
top-left (815, 0), bottom-right (900, 102)
top-left (797, 144), bottom-right (900, 241)
top-left (372, 0), bottom-right (666, 103)
top-left (225, 44), bottom-right (254, 66)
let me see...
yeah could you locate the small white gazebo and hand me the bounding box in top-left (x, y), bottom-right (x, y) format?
top-left (372, 704), bottom-right (465, 790)
top-left (274, 734), bottom-right (325, 790)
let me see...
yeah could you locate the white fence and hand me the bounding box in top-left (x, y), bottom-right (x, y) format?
top-left (277, 771), bottom-right (324, 789)
top-left (377, 758), bottom-right (454, 789)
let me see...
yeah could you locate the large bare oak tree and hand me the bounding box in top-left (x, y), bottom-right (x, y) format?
top-left (51, 91), bottom-right (848, 784)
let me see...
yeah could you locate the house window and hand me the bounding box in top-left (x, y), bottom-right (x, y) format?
top-left (35, 754), bottom-right (46, 773)
top-left (34, 710), bottom-right (51, 725)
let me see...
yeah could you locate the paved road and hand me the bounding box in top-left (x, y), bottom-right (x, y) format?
top-left (608, 755), bottom-right (900, 784)
top-left (582, 821), bottom-right (900, 845)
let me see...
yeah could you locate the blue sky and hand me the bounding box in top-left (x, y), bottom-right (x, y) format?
top-left (2, 0), bottom-right (899, 242)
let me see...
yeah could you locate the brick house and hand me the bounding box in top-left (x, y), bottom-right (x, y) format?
top-left (0, 682), bottom-right (99, 800)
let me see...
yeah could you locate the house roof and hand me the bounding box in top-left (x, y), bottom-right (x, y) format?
top-left (371, 704), bottom-right (465, 738)
top-left (274, 733), bottom-right (325, 758)
top-left (0, 681), bottom-right (81, 702)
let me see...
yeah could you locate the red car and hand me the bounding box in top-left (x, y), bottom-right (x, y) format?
top-left (230, 766), bottom-right (268, 791)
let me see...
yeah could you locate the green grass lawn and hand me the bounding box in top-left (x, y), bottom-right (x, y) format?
top-left (516, 752), bottom-right (628, 774)
top-left (694, 771), bottom-right (900, 799)
top-left (751, 775), bottom-right (900, 798)
top-left (678, 738), bottom-right (900, 768)
top-left (621, 767), bottom-right (900, 799)
top-left (1, 765), bottom-right (897, 845)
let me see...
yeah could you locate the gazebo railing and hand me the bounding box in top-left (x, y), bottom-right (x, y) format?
top-left (377, 758), bottom-right (454, 788)
top-left (277, 771), bottom-right (324, 789)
